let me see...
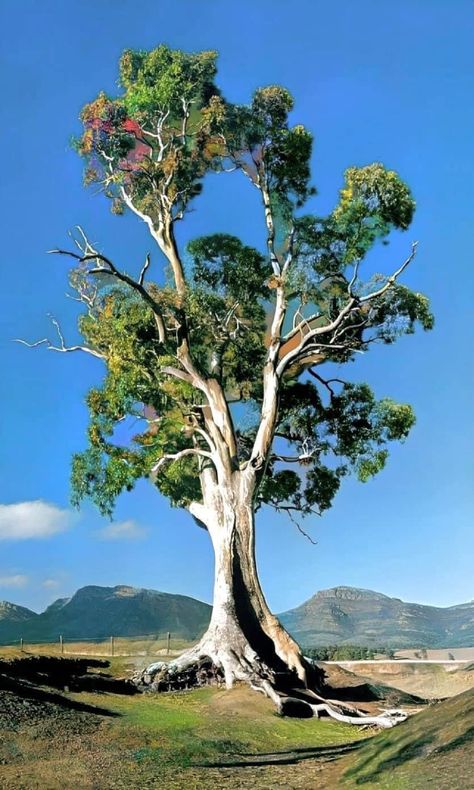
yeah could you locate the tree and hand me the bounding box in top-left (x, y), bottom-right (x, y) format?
top-left (26, 45), bottom-right (433, 722)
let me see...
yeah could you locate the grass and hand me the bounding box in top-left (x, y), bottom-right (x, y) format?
top-left (81, 686), bottom-right (367, 766)
top-left (1, 636), bottom-right (196, 659)
top-left (0, 677), bottom-right (369, 789)
top-left (343, 687), bottom-right (474, 789)
top-left (2, 646), bottom-right (472, 789)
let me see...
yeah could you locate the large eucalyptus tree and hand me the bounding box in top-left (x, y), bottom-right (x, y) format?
top-left (31, 46), bottom-right (432, 720)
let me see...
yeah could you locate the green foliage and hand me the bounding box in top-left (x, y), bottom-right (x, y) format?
top-left (188, 234), bottom-right (269, 303)
top-left (294, 165), bottom-right (414, 277)
top-left (68, 44), bottom-right (432, 521)
top-left (335, 163), bottom-right (415, 232)
top-left (256, 380), bottom-right (416, 514)
top-left (368, 283), bottom-right (434, 342)
top-left (305, 645), bottom-right (379, 660)
top-left (76, 46), bottom-right (223, 221)
top-left (119, 46), bottom-right (218, 115)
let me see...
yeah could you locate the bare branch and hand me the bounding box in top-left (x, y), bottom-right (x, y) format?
top-left (287, 510), bottom-right (318, 545)
top-left (15, 315), bottom-right (104, 359)
top-left (266, 503), bottom-right (318, 544)
top-left (360, 241), bottom-right (418, 303)
top-left (279, 243), bottom-right (418, 378)
top-left (348, 259), bottom-right (360, 296)
top-left (276, 300), bottom-right (357, 377)
top-left (308, 369), bottom-right (347, 395)
top-left (161, 365), bottom-right (194, 385)
top-left (138, 253), bottom-right (151, 286)
top-left (193, 427), bottom-right (216, 453)
top-left (49, 232), bottom-right (167, 343)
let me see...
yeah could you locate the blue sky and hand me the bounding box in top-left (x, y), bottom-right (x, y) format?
top-left (0, 0), bottom-right (473, 614)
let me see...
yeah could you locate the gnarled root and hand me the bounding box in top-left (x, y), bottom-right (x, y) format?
top-left (133, 643), bottom-right (408, 729)
top-left (256, 678), bottom-right (407, 728)
top-left (134, 632), bottom-right (277, 692)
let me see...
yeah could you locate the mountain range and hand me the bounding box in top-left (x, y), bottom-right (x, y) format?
top-left (1, 584), bottom-right (473, 648)
top-left (279, 586), bottom-right (474, 648)
top-left (0, 585), bottom-right (211, 644)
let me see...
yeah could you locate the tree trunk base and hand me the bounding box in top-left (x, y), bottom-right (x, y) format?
top-left (133, 643), bottom-right (408, 729)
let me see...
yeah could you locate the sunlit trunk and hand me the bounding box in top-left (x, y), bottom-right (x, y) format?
top-left (194, 474), bottom-right (307, 688)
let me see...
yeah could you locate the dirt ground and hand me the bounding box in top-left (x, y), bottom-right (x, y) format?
top-left (334, 660), bottom-right (474, 699)
top-left (2, 652), bottom-right (472, 789)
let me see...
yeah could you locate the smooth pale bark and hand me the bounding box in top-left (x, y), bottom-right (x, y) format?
top-left (141, 479), bottom-right (409, 728)
top-left (183, 473), bottom-right (307, 689)
top-left (122, 192), bottom-right (411, 727)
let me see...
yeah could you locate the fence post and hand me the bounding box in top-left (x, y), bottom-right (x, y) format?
top-left (110, 636), bottom-right (115, 656)
top-left (167, 631), bottom-right (171, 655)
top-left (59, 635), bottom-right (64, 654)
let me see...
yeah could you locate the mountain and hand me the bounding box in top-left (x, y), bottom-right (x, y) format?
top-left (0, 585), bottom-right (211, 643)
top-left (1, 584), bottom-right (473, 648)
top-left (279, 586), bottom-right (474, 648)
top-left (0, 601), bottom-right (38, 643)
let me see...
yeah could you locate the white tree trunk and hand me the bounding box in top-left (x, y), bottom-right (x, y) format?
top-left (191, 478), bottom-right (308, 687)
top-left (143, 475), bottom-right (308, 689)
top-left (138, 476), bottom-right (409, 727)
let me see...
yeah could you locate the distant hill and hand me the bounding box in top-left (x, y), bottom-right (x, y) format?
top-left (279, 586), bottom-right (474, 648)
top-left (1, 584), bottom-right (473, 648)
top-left (0, 585), bottom-right (211, 643)
top-left (0, 602), bottom-right (38, 643)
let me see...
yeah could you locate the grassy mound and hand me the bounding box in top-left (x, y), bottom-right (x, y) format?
top-left (344, 687), bottom-right (474, 788)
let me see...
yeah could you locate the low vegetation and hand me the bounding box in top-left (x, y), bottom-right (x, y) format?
top-left (0, 661), bottom-right (368, 789)
top-left (305, 645), bottom-right (395, 661)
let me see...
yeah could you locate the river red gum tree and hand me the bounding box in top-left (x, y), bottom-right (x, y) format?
top-left (28, 46), bottom-right (432, 723)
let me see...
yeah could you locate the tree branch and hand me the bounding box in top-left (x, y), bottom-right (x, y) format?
top-left (266, 502), bottom-right (318, 544)
top-left (49, 230), bottom-right (167, 343)
top-left (278, 243), bottom-right (418, 378)
top-left (307, 369), bottom-right (347, 395)
top-left (15, 315), bottom-right (104, 359)
top-left (138, 253), bottom-right (151, 286)
top-left (360, 241), bottom-right (418, 303)
top-left (151, 447), bottom-right (213, 474)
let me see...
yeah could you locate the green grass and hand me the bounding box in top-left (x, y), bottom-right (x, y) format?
top-left (63, 685), bottom-right (370, 789)
top-left (1, 670), bottom-right (370, 789)
top-left (76, 686), bottom-right (366, 771)
top-left (343, 687), bottom-right (474, 788)
top-left (4, 647), bottom-right (471, 789)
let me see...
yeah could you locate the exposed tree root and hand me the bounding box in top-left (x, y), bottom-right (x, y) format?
top-left (133, 646), bottom-right (409, 729)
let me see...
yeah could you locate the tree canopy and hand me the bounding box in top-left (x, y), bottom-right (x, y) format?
top-left (58, 44), bottom-right (433, 523)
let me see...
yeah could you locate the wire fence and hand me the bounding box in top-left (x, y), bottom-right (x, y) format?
top-left (0, 632), bottom-right (196, 657)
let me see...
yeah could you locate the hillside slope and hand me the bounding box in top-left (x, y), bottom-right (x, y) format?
top-left (1, 586), bottom-right (211, 642)
top-left (0, 602), bottom-right (38, 643)
top-left (343, 687), bottom-right (474, 788)
top-left (2, 584), bottom-right (474, 647)
top-left (280, 586), bottom-right (474, 647)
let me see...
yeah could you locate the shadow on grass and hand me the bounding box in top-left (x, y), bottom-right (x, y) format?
top-left (0, 675), bottom-right (120, 717)
top-left (432, 725), bottom-right (474, 755)
top-left (344, 733), bottom-right (437, 785)
top-left (198, 740), bottom-right (363, 768)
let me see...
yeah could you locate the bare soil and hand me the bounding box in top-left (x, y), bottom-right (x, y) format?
top-left (332, 660), bottom-right (474, 700)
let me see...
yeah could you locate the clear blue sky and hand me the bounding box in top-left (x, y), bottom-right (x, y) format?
top-left (0, 0), bottom-right (473, 614)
